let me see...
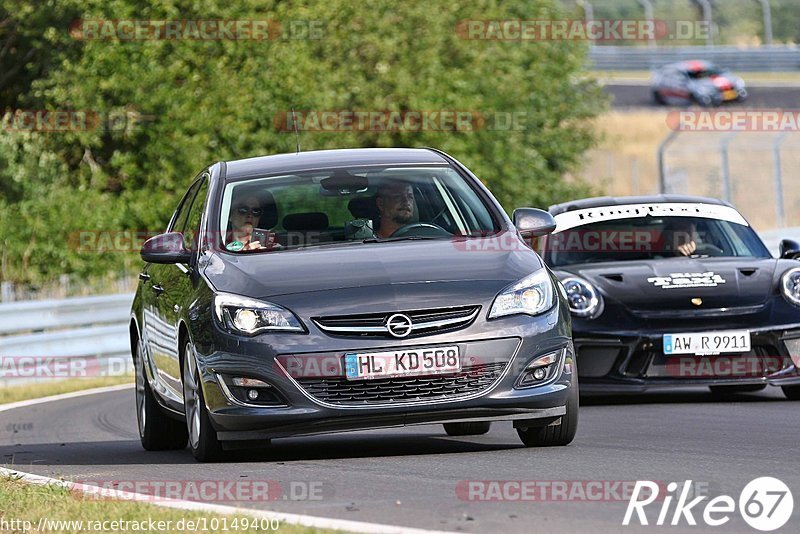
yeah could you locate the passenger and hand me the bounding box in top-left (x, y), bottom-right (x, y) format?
top-left (226, 190), bottom-right (278, 251)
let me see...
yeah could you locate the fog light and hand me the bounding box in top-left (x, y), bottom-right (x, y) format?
top-left (247, 389), bottom-right (259, 401)
top-left (784, 338), bottom-right (800, 366)
top-left (232, 377), bottom-right (271, 388)
top-left (516, 349), bottom-right (565, 388)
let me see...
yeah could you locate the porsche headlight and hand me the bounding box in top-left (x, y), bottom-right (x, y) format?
top-left (214, 293), bottom-right (304, 335)
top-left (562, 276), bottom-right (603, 319)
top-left (780, 267), bottom-right (800, 307)
top-left (489, 269), bottom-right (555, 319)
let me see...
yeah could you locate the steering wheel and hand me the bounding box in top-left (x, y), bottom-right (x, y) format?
top-left (694, 243), bottom-right (724, 256)
top-left (390, 222), bottom-right (451, 238)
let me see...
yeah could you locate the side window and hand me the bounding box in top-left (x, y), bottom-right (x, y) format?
top-left (183, 176), bottom-right (210, 250)
top-left (168, 180), bottom-right (202, 233)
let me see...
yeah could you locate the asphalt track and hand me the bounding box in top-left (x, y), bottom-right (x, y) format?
top-left (2, 387), bottom-right (799, 533)
top-left (605, 83), bottom-right (800, 109)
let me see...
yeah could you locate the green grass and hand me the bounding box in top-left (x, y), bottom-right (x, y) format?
top-left (0, 477), bottom-right (328, 533)
top-left (0, 375), bottom-right (134, 405)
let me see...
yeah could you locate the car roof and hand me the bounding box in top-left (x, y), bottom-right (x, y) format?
top-left (222, 148), bottom-right (449, 180)
top-left (548, 194), bottom-right (732, 216)
top-left (664, 59), bottom-right (715, 72)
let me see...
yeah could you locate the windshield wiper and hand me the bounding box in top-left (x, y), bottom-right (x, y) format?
top-left (362, 235), bottom-right (448, 244)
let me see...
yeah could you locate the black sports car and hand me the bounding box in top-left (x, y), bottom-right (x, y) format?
top-left (540, 195), bottom-right (800, 398)
top-left (651, 60), bottom-right (746, 107)
top-left (130, 148), bottom-right (577, 461)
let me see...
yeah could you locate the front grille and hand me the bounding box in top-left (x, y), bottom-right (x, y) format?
top-left (313, 305), bottom-right (480, 338)
top-left (295, 362), bottom-right (507, 406)
top-left (630, 304), bottom-right (766, 320)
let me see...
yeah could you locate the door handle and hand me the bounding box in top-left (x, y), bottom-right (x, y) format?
top-left (152, 284), bottom-right (165, 295)
top-left (139, 272), bottom-right (150, 281)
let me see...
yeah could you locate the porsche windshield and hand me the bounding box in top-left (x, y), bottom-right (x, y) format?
top-left (219, 165), bottom-right (500, 252)
top-left (545, 216), bottom-right (770, 267)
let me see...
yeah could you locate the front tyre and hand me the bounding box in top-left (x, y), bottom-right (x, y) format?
top-left (443, 422), bottom-right (491, 436)
top-left (517, 376), bottom-right (579, 447)
top-left (183, 342), bottom-right (223, 462)
top-left (135, 343), bottom-right (187, 451)
top-left (781, 385), bottom-right (800, 400)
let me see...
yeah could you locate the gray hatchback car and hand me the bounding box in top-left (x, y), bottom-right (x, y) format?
top-left (131, 148), bottom-right (577, 461)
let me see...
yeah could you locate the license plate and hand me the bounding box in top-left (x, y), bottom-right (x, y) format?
top-left (722, 89), bottom-right (738, 100)
top-left (344, 345), bottom-right (460, 380)
top-left (663, 330), bottom-right (750, 356)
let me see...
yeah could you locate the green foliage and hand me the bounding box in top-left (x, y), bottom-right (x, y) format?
top-left (0, 0), bottom-right (606, 284)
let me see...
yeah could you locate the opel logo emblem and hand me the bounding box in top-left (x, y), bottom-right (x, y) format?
top-left (386, 313), bottom-right (413, 338)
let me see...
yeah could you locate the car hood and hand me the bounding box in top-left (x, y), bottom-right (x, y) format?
top-left (202, 235), bottom-right (543, 299)
top-left (555, 257), bottom-right (778, 311)
top-left (694, 73), bottom-right (742, 91)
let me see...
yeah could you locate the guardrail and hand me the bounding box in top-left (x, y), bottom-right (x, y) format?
top-left (0, 293), bottom-right (134, 386)
top-left (589, 45), bottom-right (800, 71)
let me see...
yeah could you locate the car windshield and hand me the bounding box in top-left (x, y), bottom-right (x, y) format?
top-left (218, 165), bottom-right (500, 252)
top-left (686, 66), bottom-right (722, 79)
top-left (544, 216), bottom-right (770, 267)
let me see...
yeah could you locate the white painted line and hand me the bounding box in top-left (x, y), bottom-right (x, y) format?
top-left (0, 384), bottom-right (455, 534)
top-left (0, 467), bottom-right (453, 534)
top-left (0, 383), bottom-right (134, 413)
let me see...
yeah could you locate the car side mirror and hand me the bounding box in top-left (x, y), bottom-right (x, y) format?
top-left (779, 239), bottom-right (800, 260)
top-left (513, 208), bottom-right (557, 238)
top-left (140, 232), bottom-right (192, 264)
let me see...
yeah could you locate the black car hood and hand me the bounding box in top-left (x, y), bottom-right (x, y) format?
top-left (556, 257), bottom-right (778, 311)
top-left (203, 235), bottom-right (543, 298)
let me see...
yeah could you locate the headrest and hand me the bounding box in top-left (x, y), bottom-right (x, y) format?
top-left (348, 196), bottom-right (378, 220)
top-left (282, 212), bottom-right (329, 232)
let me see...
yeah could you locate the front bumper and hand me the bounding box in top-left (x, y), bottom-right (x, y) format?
top-left (574, 324), bottom-right (800, 393)
top-left (193, 306), bottom-right (575, 441)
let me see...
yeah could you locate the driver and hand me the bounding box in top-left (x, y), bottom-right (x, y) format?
top-left (666, 218), bottom-right (698, 257)
top-left (375, 181), bottom-right (415, 238)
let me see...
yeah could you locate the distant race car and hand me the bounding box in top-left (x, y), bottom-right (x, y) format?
top-left (540, 195), bottom-right (800, 398)
top-left (651, 60), bottom-right (747, 107)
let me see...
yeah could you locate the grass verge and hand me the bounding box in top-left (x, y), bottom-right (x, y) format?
top-left (0, 375), bottom-right (134, 405)
top-left (0, 476), bottom-right (325, 533)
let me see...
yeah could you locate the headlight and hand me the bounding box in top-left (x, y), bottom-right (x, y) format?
top-left (780, 268), bottom-right (800, 307)
top-left (489, 269), bottom-right (555, 319)
top-left (562, 276), bottom-right (603, 318)
top-left (214, 293), bottom-right (304, 335)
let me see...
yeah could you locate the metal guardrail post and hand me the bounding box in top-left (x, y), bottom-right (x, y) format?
top-left (756, 0), bottom-right (773, 45)
top-left (576, 0), bottom-right (595, 46)
top-left (692, 0), bottom-right (714, 46)
top-left (720, 132), bottom-right (738, 203)
top-left (658, 130), bottom-right (681, 194)
top-left (638, 0), bottom-right (656, 48)
top-left (772, 132), bottom-right (788, 228)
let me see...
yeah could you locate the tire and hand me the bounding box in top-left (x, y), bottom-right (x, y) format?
top-left (135, 342), bottom-right (188, 451)
top-left (652, 90), bottom-right (666, 105)
top-left (517, 376), bottom-right (579, 447)
top-left (709, 384), bottom-right (766, 396)
top-left (781, 385), bottom-right (800, 400)
top-left (695, 93), bottom-right (714, 107)
top-left (183, 341), bottom-right (223, 462)
top-left (443, 422), bottom-right (491, 436)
